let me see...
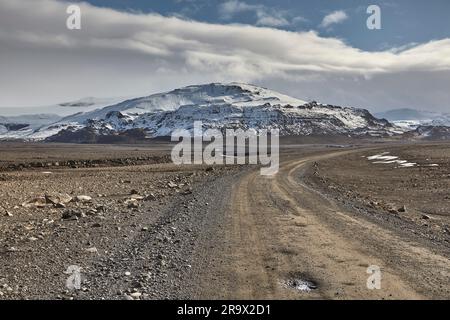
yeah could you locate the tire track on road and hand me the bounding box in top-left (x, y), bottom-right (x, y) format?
top-left (215, 150), bottom-right (449, 299)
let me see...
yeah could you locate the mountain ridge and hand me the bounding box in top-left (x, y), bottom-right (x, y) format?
top-left (0, 83), bottom-right (402, 141)
top-left (376, 108), bottom-right (450, 130)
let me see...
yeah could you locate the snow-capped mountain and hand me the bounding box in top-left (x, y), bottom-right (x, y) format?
top-left (376, 108), bottom-right (450, 130)
top-left (1, 83), bottom-right (396, 141)
top-left (0, 114), bottom-right (62, 139)
top-left (402, 125), bottom-right (450, 140)
top-left (0, 97), bottom-right (126, 140)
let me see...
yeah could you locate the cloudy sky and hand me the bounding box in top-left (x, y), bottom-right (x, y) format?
top-left (0, 0), bottom-right (449, 113)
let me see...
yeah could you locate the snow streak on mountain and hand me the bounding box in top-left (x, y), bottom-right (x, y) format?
top-left (0, 83), bottom-right (396, 141)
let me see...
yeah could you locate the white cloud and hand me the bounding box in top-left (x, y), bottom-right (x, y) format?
top-left (0, 0), bottom-right (449, 112)
top-left (320, 10), bottom-right (348, 28)
top-left (255, 12), bottom-right (289, 27)
top-left (218, 0), bottom-right (302, 27)
top-left (292, 16), bottom-right (308, 25)
top-left (219, 0), bottom-right (254, 19)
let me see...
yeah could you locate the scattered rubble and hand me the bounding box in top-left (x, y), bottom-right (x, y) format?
top-left (0, 148), bottom-right (238, 299)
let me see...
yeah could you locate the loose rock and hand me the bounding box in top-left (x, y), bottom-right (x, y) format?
top-left (75, 195), bottom-right (92, 203)
top-left (22, 196), bottom-right (47, 208)
top-left (45, 193), bottom-right (72, 207)
top-left (62, 209), bottom-right (83, 220)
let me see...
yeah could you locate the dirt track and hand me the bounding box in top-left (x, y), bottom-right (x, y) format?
top-left (202, 149), bottom-right (450, 299)
top-left (1, 143), bottom-right (449, 300)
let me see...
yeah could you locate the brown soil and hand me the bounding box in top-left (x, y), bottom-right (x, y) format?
top-left (200, 145), bottom-right (449, 300)
top-left (305, 143), bottom-right (450, 245)
top-left (1, 142), bottom-right (449, 300)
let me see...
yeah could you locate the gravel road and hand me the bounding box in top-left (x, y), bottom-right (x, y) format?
top-left (1, 143), bottom-right (449, 300)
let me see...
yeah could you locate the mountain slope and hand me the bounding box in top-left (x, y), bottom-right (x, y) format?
top-left (0, 114), bottom-right (62, 139)
top-left (376, 108), bottom-right (450, 129)
top-left (402, 125), bottom-right (450, 140)
top-left (0, 97), bottom-right (127, 117)
top-left (0, 97), bottom-right (127, 140)
top-left (1, 83), bottom-right (396, 141)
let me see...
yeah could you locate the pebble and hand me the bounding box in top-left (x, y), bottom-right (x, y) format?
top-left (75, 195), bottom-right (92, 202)
top-left (85, 247), bottom-right (99, 254)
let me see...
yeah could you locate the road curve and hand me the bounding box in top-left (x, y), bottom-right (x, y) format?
top-left (207, 150), bottom-right (450, 299)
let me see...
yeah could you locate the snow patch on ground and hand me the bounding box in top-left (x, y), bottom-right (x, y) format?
top-left (367, 152), bottom-right (417, 168)
top-left (366, 152), bottom-right (439, 168)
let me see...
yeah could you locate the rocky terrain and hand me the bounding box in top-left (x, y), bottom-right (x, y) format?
top-left (0, 143), bottom-right (245, 299)
top-left (0, 142), bottom-right (171, 171)
top-left (305, 143), bottom-right (450, 246)
top-left (1, 141), bottom-right (449, 300)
